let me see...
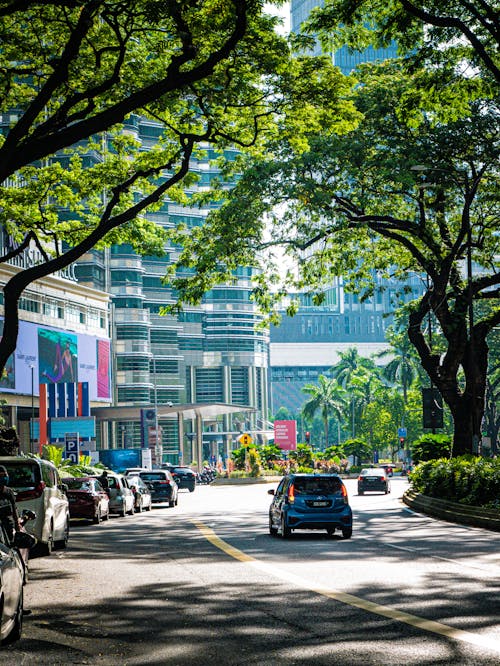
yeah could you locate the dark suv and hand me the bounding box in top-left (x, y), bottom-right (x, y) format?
top-left (268, 473), bottom-right (353, 539)
top-left (138, 470), bottom-right (178, 506)
top-left (164, 465), bottom-right (196, 492)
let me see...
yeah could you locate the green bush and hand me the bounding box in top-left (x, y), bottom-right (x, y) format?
top-left (411, 434), bottom-right (452, 464)
top-left (410, 456), bottom-right (500, 508)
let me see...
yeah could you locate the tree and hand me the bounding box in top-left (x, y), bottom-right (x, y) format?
top-left (377, 329), bottom-right (421, 405)
top-left (331, 349), bottom-right (379, 438)
top-left (343, 438), bottom-right (373, 466)
top-left (305, 0), bottom-right (500, 83)
top-left (169, 59), bottom-right (499, 457)
top-left (0, 1), bottom-right (357, 373)
top-left (301, 375), bottom-right (347, 447)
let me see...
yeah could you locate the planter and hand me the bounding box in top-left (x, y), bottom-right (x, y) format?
top-left (403, 489), bottom-right (500, 532)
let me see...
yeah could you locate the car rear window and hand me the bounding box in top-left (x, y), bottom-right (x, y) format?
top-left (65, 478), bottom-right (93, 490)
top-left (363, 469), bottom-right (386, 475)
top-left (140, 472), bottom-right (167, 481)
top-left (293, 477), bottom-right (342, 495)
top-left (2, 462), bottom-right (40, 490)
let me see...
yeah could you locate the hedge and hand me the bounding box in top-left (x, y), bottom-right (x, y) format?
top-left (409, 456), bottom-right (500, 509)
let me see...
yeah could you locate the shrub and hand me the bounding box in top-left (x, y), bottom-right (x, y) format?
top-left (411, 434), bottom-right (452, 464)
top-left (410, 456), bottom-right (500, 507)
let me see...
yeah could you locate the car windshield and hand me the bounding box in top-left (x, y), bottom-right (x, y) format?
top-left (65, 479), bottom-right (93, 490)
top-left (1, 463), bottom-right (39, 490)
top-left (293, 477), bottom-right (342, 495)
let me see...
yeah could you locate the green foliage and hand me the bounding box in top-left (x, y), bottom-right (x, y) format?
top-left (343, 438), bottom-right (373, 465)
top-left (288, 443), bottom-right (314, 468)
top-left (412, 434), bottom-right (452, 464)
top-left (410, 456), bottom-right (500, 508)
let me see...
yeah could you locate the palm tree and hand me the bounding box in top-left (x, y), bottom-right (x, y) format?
top-left (377, 335), bottom-right (420, 404)
top-left (332, 348), bottom-right (378, 437)
top-left (302, 375), bottom-right (347, 447)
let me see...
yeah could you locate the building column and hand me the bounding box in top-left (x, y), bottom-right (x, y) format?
top-left (177, 411), bottom-right (184, 464)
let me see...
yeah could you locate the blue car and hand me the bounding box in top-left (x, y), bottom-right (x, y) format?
top-left (268, 473), bottom-right (353, 539)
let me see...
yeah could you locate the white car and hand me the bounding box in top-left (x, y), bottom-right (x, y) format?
top-left (0, 456), bottom-right (70, 556)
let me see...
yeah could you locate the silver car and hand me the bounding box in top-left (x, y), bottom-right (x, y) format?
top-left (104, 473), bottom-right (135, 517)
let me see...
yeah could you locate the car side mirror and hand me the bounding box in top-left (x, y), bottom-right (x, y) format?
top-left (267, 489), bottom-right (275, 495)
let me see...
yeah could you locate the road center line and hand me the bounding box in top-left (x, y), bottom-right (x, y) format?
top-left (192, 519), bottom-right (500, 656)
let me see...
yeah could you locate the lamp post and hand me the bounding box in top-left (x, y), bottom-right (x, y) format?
top-left (30, 364), bottom-right (34, 452)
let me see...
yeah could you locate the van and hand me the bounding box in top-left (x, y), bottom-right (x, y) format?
top-left (0, 456), bottom-right (70, 555)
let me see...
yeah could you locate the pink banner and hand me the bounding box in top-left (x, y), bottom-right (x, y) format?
top-left (97, 339), bottom-right (110, 399)
top-left (274, 420), bottom-right (297, 451)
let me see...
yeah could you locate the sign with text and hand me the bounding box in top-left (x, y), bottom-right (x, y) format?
top-left (65, 432), bottom-right (79, 464)
top-left (274, 420), bottom-right (297, 451)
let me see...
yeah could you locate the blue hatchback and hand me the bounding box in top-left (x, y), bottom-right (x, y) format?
top-left (268, 473), bottom-right (353, 539)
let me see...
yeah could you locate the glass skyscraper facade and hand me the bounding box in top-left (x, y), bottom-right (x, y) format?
top-left (75, 115), bottom-right (269, 460)
top-left (290, 0), bottom-right (398, 74)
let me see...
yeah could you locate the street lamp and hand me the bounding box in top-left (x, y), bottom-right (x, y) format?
top-left (30, 364), bottom-right (34, 452)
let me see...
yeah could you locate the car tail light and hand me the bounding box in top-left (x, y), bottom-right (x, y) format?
top-left (287, 483), bottom-right (295, 503)
top-left (16, 481), bottom-right (46, 501)
top-left (159, 480), bottom-right (170, 485)
top-left (358, 475), bottom-right (363, 481)
top-left (379, 476), bottom-right (385, 482)
top-left (340, 484), bottom-right (348, 504)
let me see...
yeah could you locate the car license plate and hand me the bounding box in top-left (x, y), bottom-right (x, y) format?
top-left (312, 500), bottom-right (329, 507)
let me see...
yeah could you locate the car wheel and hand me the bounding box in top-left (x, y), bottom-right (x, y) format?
top-left (384, 488), bottom-right (389, 494)
top-left (342, 527), bottom-right (353, 539)
top-left (269, 515), bottom-right (278, 536)
top-left (189, 487), bottom-right (195, 492)
top-left (35, 524), bottom-right (54, 556)
top-left (127, 504), bottom-right (135, 516)
top-left (102, 509), bottom-right (110, 521)
top-left (119, 503), bottom-right (126, 517)
top-left (93, 508), bottom-right (102, 524)
top-left (281, 515), bottom-right (291, 539)
top-left (175, 494), bottom-right (178, 506)
top-left (168, 498), bottom-right (175, 507)
top-left (136, 499), bottom-right (143, 513)
top-left (326, 528), bottom-right (335, 537)
top-left (54, 520), bottom-right (69, 550)
top-left (2, 588), bottom-right (23, 646)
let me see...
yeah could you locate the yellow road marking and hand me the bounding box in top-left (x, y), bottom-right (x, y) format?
top-left (192, 520), bottom-right (500, 655)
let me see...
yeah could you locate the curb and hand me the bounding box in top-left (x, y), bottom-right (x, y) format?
top-left (403, 489), bottom-right (500, 532)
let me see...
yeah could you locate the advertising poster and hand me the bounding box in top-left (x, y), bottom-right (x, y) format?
top-left (0, 317), bottom-right (111, 402)
top-left (274, 420), bottom-right (297, 451)
top-left (96, 339), bottom-right (111, 399)
top-left (39, 329), bottom-right (78, 384)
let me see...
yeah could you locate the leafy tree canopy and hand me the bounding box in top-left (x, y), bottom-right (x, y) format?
top-left (0, 0), bottom-right (359, 371)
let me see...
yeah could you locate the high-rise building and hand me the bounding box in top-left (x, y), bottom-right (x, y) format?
top-left (290, 1), bottom-right (398, 74)
top-left (269, 3), bottom-right (414, 420)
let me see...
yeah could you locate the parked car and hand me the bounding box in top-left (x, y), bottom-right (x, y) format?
top-left (127, 475), bottom-right (153, 512)
top-left (92, 473), bottom-right (134, 517)
top-left (268, 473), bottom-right (353, 539)
top-left (358, 468), bottom-right (391, 495)
top-left (0, 456), bottom-right (70, 555)
top-left (124, 467), bottom-right (148, 476)
top-left (0, 523), bottom-right (25, 645)
top-left (166, 466), bottom-right (196, 492)
top-left (137, 470), bottom-right (178, 507)
top-left (63, 477), bottom-right (110, 523)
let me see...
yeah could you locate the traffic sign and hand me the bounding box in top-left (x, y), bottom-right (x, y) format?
top-left (397, 427), bottom-right (407, 438)
top-left (238, 433), bottom-right (253, 447)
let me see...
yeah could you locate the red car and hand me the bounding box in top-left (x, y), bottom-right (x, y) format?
top-left (64, 477), bottom-right (110, 524)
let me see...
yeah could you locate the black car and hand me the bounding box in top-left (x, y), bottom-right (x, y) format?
top-left (138, 470), bottom-right (178, 507)
top-left (167, 466), bottom-right (196, 492)
top-left (357, 468), bottom-right (391, 495)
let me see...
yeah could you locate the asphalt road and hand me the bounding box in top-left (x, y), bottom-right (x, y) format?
top-left (3, 477), bottom-right (500, 665)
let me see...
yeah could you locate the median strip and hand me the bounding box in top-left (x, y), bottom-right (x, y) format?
top-left (192, 519), bottom-right (500, 656)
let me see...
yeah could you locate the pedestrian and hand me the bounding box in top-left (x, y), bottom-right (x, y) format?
top-left (99, 470), bottom-right (109, 492)
top-left (0, 465), bottom-right (21, 544)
